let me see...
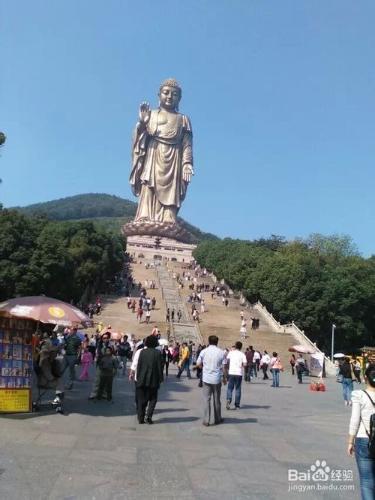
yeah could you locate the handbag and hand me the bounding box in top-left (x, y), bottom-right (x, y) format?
top-left (336, 374), bottom-right (343, 383)
top-left (273, 358), bottom-right (283, 371)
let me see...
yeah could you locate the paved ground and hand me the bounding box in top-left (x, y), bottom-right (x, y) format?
top-left (0, 362), bottom-right (360, 499)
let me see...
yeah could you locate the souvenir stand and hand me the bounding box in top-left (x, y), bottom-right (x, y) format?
top-left (0, 316), bottom-right (35, 413)
top-left (360, 346), bottom-right (375, 371)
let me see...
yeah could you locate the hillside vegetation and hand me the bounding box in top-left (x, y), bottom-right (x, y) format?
top-left (0, 207), bottom-right (124, 303)
top-left (13, 193), bottom-right (218, 241)
top-left (194, 236), bottom-right (375, 352)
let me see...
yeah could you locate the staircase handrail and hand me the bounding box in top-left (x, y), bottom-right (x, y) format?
top-left (254, 301), bottom-right (335, 373)
top-left (252, 300), bottom-right (284, 333)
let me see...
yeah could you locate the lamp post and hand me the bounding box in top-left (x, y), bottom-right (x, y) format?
top-left (0, 132), bottom-right (5, 184)
top-left (331, 323), bottom-right (336, 361)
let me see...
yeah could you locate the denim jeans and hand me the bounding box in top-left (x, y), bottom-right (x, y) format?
top-left (65, 355), bottom-right (77, 386)
top-left (177, 359), bottom-right (191, 378)
top-left (244, 365), bottom-right (250, 382)
top-left (226, 375), bottom-right (242, 407)
top-left (342, 377), bottom-right (354, 402)
top-left (355, 437), bottom-right (375, 500)
top-left (271, 368), bottom-right (280, 387)
top-left (250, 363), bottom-right (257, 378)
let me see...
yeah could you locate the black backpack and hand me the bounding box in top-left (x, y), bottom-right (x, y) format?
top-left (362, 391), bottom-right (375, 458)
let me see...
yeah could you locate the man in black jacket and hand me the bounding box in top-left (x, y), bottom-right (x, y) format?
top-left (135, 335), bottom-right (163, 424)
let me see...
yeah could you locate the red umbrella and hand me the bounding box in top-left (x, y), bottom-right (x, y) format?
top-left (0, 296), bottom-right (92, 327)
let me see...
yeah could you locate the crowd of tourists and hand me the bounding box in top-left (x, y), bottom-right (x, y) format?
top-left (31, 255), bottom-right (375, 499)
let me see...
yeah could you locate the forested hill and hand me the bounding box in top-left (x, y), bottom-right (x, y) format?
top-left (193, 237), bottom-right (375, 353)
top-left (12, 193), bottom-right (218, 241)
top-left (13, 193), bottom-right (137, 220)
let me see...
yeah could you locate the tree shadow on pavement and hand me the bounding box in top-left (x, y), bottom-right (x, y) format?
top-left (156, 416), bottom-right (200, 423)
top-left (239, 404), bottom-right (271, 410)
top-left (222, 417), bottom-right (258, 424)
top-left (155, 407), bottom-right (189, 413)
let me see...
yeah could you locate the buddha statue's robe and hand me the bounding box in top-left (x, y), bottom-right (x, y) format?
top-left (130, 109), bottom-right (193, 223)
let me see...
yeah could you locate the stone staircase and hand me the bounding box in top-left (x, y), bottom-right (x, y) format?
top-left (167, 262), bottom-right (296, 363)
top-left (156, 265), bottom-right (202, 344)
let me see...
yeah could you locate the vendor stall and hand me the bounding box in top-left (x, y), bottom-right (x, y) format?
top-left (0, 317), bottom-right (34, 413)
top-left (0, 296), bottom-right (92, 414)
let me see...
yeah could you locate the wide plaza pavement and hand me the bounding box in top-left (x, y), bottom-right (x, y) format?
top-left (0, 361), bottom-right (359, 500)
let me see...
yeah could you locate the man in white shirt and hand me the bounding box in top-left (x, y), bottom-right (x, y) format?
top-left (224, 341), bottom-right (247, 410)
top-left (196, 335), bottom-right (226, 426)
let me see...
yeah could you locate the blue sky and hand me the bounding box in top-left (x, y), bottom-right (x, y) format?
top-left (1, 1), bottom-right (374, 255)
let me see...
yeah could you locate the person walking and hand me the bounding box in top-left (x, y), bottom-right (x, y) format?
top-left (269, 352), bottom-right (283, 388)
top-left (353, 357), bottom-right (362, 384)
top-left (117, 337), bottom-right (131, 376)
top-left (253, 350), bottom-right (260, 377)
top-left (295, 354), bottom-right (306, 384)
top-left (290, 354), bottom-right (296, 375)
top-left (196, 335), bottom-right (226, 426)
top-left (240, 320), bottom-right (247, 340)
top-left (79, 347), bottom-right (93, 381)
top-left (97, 347), bottom-right (117, 402)
top-left (64, 328), bottom-right (82, 390)
top-left (136, 306), bottom-right (143, 323)
top-left (260, 350), bottom-right (271, 380)
top-left (176, 342), bottom-right (191, 379)
top-left (225, 342), bottom-right (247, 410)
top-left (145, 309), bottom-right (151, 324)
top-left (347, 364), bottom-right (375, 500)
top-left (88, 332), bottom-right (111, 399)
top-left (162, 344), bottom-right (170, 377)
top-left (340, 357), bottom-right (355, 406)
top-left (134, 335), bottom-right (164, 424)
top-left (245, 346), bottom-right (255, 381)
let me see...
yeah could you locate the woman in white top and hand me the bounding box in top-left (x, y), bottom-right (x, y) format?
top-left (240, 320), bottom-right (247, 340)
top-left (348, 364), bottom-right (375, 500)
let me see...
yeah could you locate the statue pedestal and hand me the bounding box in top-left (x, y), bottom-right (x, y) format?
top-left (126, 234), bottom-right (196, 263)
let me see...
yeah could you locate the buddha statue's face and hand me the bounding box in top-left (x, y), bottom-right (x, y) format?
top-left (159, 85), bottom-right (181, 111)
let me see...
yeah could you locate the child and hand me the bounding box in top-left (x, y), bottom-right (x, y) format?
top-left (97, 348), bottom-right (117, 402)
top-left (79, 347), bottom-right (93, 381)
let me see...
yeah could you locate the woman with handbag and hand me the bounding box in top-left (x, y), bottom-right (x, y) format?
top-left (348, 364), bottom-right (375, 500)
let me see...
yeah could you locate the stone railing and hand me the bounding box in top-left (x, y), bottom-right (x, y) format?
top-left (253, 301), bottom-right (336, 376)
top-left (252, 301), bottom-right (285, 333)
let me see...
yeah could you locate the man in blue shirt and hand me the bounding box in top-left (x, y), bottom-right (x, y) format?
top-left (196, 335), bottom-right (226, 426)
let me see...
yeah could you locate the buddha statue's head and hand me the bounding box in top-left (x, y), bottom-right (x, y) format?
top-left (159, 78), bottom-right (182, 112)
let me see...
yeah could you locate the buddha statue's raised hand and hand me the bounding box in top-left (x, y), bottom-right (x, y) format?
top-left (139, 102), bottom-right (150, 125)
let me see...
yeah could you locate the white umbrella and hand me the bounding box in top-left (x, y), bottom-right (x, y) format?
top-left (333, 353), bottom-right (346, 359)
